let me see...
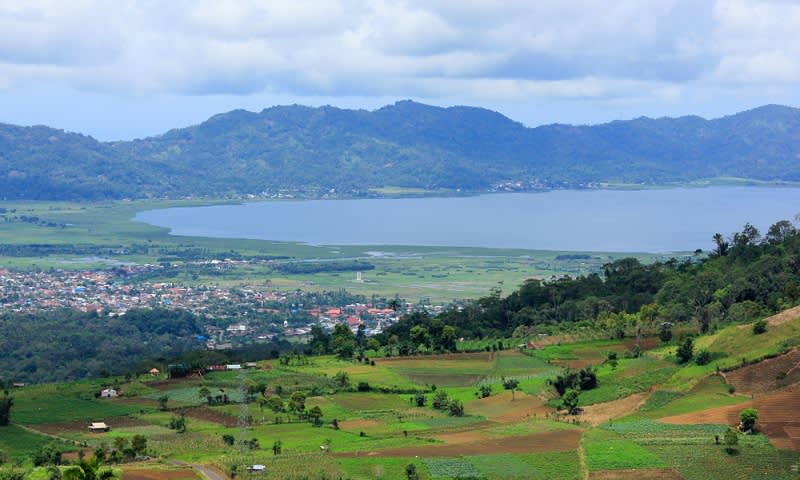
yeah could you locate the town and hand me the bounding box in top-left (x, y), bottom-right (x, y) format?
top-left (0, 262), bottom-right (452, 349)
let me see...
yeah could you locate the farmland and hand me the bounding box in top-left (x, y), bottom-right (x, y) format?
top-left (1, 310), bottom-right (799, 479)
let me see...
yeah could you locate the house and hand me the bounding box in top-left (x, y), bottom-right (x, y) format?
top-left (11, 383), bottom-right (25, 388)
top-left (149, 368), bottom-right (160, 376)
top-left (245, 362), bottom-right (258, 369)
top-left (100, 388), bottom-right (118, 398)
top-left (88, 422), bottom-right (110, 432)
top-left (226, 364), bottom-right (242, 370)
top-left (247, 465), bottom-right (266, 473)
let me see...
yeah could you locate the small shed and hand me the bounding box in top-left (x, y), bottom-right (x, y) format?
top-left (149, 368), bottom-right (160, 376)
top-left (247, 465), bottom-right (266, 473)
top-left (88, 422), bottom-right (110, 432)
top-left (100, 388), bottom-right (118, 398)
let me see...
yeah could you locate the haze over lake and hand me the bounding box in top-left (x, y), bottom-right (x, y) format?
top-left (136, 187), bottom-right (800, 253)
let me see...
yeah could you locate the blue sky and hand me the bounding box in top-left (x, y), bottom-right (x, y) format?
top-left (1, 0), bottom-right (799, 140)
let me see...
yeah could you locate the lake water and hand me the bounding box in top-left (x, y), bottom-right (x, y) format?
top-left (136, 187), bottom-right (800, 253)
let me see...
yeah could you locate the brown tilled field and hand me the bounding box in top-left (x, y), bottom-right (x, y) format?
top-left (589, 468), bottom-right (684, 479)
top-left (177, 406), bottom-right (238, 427)
top-left (659, 386), bottom-right (800, 450)
top-left (724, 348), bottom-right (800, 394)
top-left (336, 429), bottom-right (582, 457)
top-left (579, 391), bottom-right (651, 426)
top-left (122, 469), bottom-right (198, 480)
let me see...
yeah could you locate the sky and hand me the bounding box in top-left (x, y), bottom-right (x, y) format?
top-left (1, 0), bottom-right (799, 141)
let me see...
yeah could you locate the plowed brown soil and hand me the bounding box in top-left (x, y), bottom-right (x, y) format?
top-left (724, 348), bottom-right (800, 394)
top-left (336, 429), bottom-right (582, 457)
top-left (659, 386), bottom-right (800, 450)
top-left (177, 406), bottom-right (238, 427)
top-left (590, 468), bottom-right (683, 479)
top-left (122, 469), bottom-right (198, 480)
top-left (578, 392), bottom-right (650, 426)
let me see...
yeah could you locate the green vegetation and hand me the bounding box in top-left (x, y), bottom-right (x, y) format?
top-left (583, 428), bottom-right (667, 471)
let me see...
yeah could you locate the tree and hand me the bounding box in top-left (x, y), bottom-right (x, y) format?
top-left (439, 325), bottom-right (458, 352)
top-left (113, 436), bottom-right (129, 452)
top-left (267, 395), bottom-right (284, 413)
top-left (367, 338), bottom-right (381, 352)
top-left (432, 390), bottom-right (450, 409)
top-left (157, 395), bottom-right (169, 411)
top-left (409, 325), bottom-right (429, 351)
top-left (333, 371), bottom-right (350, 389)
top-left (658, 322), bottom-right (673, 343)
top-left (308, 405), bottom-right (323, 426)
top-left (712, 233), bottom-right (729, 257)
top-left (168, 414), bottom-right (186, 433)
top-left (388, 334), bottom-right (400, 356)
top-left (309, 325), bottom-right (331, 355)
top-left (676, 337), bottom-right (694, 364)
top-left (562, 388), bottom-right (580, 414)
top-left (0, 393), bottom-right (12, 426)
top-left (414, 393), bottom-right (426, 407)
top-left (272, 440), bottom-right (282, 455)
top-left (288, 391), bottom-right (306, 418)
top-left (331, 324), bottom-right (356, 359)
top-left (131, 434), bottom-right (147, 455)
top-left (766, 220), bottom-right (797, 244)
top-left (32, 443), bottom-right (62, 466)
top-left (222, 434), bottom-right (235, 446)
top-left (502, 377), bottom-right (520, 401)
top-left (739, 408), bottom-right (758, 432)
top-left (448, 399), bottom-right (464, 417)
top-left (724, 428), bottom-right (738, 454)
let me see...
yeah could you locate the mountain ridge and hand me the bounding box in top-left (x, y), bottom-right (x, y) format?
top-left (1, 101), bottom-right (799, 200)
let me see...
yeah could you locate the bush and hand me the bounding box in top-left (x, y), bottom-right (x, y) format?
top-left (752, 319), bottom-right (767, 335)
top-left (357, 382), bottom-right (370, 392)
top-left (695, 349), bottom-right (712, 366)
top-left (676, 337), bottom-right (694, 364)
top-left (724, 428), bottom-right (739, 455)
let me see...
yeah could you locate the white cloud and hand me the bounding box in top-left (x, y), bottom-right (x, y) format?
top-left (0, 0), bottom-right (797, 122)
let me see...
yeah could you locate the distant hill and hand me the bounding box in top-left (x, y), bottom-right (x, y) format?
top-left (2, 102), bottom-right (800, 200)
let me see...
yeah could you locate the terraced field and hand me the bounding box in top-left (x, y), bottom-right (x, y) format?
top-left (3, 314), bottom-right (800, 479)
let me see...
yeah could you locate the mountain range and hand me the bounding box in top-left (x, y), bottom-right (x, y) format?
top-left (2, 101), bottom-right (800, 200)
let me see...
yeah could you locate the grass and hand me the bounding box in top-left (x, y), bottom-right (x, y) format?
top-left (12, 395), bottom-right (143, 425)
top-left (573, 355), bottom-right (678, 406)
top-left (583, 428), bottom-right (667, 471)
top-left (469, 452), bottom-right (581, 480)
top-left (0, 425), bottom-right (74, 462)
top-left (634, 375), bottom-right (747, 419)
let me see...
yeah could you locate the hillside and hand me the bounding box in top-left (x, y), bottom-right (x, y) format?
top-left (1, 310), bottom-right (798, 479)
top-left (2, 102), bottom-right (800, 200)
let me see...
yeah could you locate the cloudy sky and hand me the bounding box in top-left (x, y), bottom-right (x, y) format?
top-left (1, 0), bottom-right (798, 140)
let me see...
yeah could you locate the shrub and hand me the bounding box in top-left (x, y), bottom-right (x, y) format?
top-left (357, 382), bottom-right (370, 392)
top-left (695, 349), bottom-right (712, 366)
top-left (724, 428), bottom-right (738, 454)
top-left (676, 337), bottom-right (694, 364)
top-left (752, 319), bottom-right (767, 335)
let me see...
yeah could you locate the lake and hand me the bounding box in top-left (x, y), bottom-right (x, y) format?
top-left (135, 187), bottom-right (800, 253)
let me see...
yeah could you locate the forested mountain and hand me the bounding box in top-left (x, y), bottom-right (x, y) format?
top-left (2, 102), bottom-right (800, 200)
